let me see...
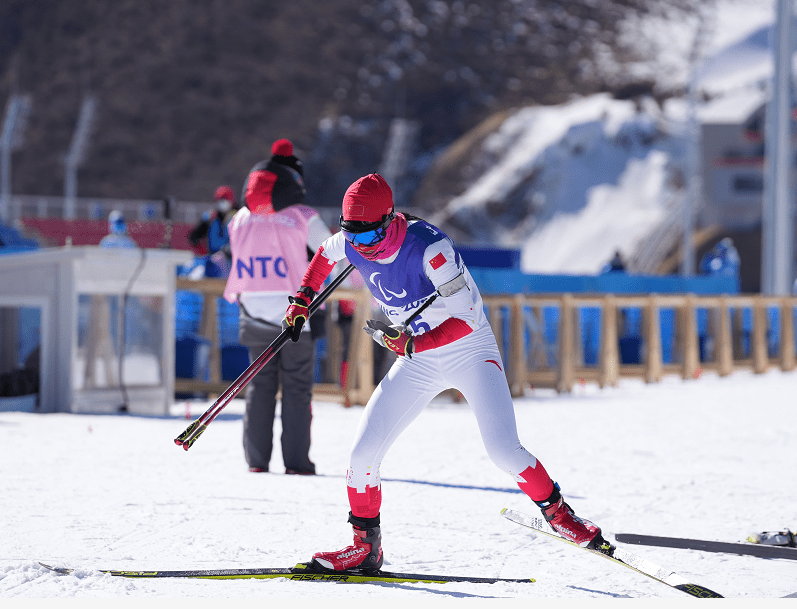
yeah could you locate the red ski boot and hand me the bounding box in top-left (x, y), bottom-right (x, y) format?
top-left (537, 484), bottom-right (607, 550)
top-left (311, 513), bottom-right (384, 573)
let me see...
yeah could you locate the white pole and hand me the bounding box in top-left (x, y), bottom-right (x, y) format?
top-left (681, 85), bottom-right (699, 276)
top-left (63, 96), bottom-right (98, 220)
top-left (0, 96), bottom-right (23, 223)
top-left (762, 0), bottom-right (794, 295)
top-left (681, 6), bottom-right (712, 276)
top-left (0, 137), bottom-right (11, 224)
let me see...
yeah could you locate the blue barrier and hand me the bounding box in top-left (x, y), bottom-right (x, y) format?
top-left (458, 246), bottom-right (521, 269)
top-left (0, 221), bottom-right (39, 252)
top-left (468, 268), bottom-right (739, 296)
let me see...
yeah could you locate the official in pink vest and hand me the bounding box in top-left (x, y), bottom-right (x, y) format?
top-left (224, 139), bottom-right (332, 475)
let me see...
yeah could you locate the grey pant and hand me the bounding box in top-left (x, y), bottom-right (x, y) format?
top-left (239, 314), bottom-right (315, 472)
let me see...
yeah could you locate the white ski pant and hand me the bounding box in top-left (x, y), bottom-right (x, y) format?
top-left (346, 323), bottom-right (541, 498)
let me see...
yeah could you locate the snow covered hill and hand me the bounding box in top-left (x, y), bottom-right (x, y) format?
top-left (431, 94), bottom-right (682, 274)
top-left (429, 0), bottom-right (778, 275)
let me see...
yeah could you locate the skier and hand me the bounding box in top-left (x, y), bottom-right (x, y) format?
top-left (283, 173), bottom-right (608, 573)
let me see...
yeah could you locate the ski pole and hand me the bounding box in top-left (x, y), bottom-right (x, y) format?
top-left (175, 263), bottom-right (355, 451)
top-left (403, 292), bottom-right (437, 328)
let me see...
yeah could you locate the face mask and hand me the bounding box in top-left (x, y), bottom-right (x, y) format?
top-left (349, 213), bottom-right (408, 261)
top-left (217, 199), bottom-right (232, 213)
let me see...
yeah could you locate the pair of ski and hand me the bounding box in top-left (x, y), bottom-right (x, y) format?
top-left (38, 561), bottom-right (532, 585)
top-left (40, 508), bottom-right (723, 597)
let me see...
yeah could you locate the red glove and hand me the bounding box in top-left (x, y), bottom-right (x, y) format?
top-left (284, 289), bottom-right (313, 342)
top-left (364, 320), bottom-right (414, 358)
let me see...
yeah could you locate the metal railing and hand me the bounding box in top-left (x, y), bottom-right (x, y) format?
top-left (4, 194), bottom-right (207, 224)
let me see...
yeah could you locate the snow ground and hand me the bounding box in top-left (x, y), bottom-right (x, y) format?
top-left (1, 368), bottom-right (795, 605)
top-left (2, 3), bottom-right (793, 607)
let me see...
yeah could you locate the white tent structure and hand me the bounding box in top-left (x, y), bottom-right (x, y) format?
top-left (0, 246), bottom-right (191, 414)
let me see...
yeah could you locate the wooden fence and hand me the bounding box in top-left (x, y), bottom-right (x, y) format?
top-left (174, 278), bottom-right (797, 405)
top-left (174, 277), bottom-right (377, 406)
top-left (486, 293), bottom-right (797, 396)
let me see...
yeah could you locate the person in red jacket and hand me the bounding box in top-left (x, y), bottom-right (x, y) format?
top-left (241, 139), bottom-right (305, 216)
top-left (283, 173), bottom-right (608, 574)
top-left (188, 185), bottom-right (238, 256)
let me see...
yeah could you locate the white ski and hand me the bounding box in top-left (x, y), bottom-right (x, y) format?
top-left (501, 508), bottom-right (723, 598)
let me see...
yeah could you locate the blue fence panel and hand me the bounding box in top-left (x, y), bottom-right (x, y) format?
top-left (660, 308), bottom-right (675, 364)
top-left (767, 306), bottom-right (780, 358)
top-left (314, 338), bottom-right (327, 383)
top-left (581, 307), bottom-right (600, 366)
top-left (175, 336), bottom-right (210, 380)
top-left (501, 306), bottom-right (511, 368)
top-left (543, 307), bottom-right (559, 367)
top-left (175, 291), bottom-right (202, 339)
top-left (175, 290), bottom-right (247, 382)
top-left (217, 298), bottom-right (240, 347)
top-left (697, 308), bottom-right (711, 362)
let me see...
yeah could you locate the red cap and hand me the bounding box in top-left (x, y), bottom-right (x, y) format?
top-left (214, 185), bottom-right (235, 202)
top-left (341, 174), bottom-right (394, 223)
top-left (271, 138), bottom-right (293, 157)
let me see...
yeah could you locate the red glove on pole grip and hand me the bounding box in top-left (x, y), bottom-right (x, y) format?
top-left (381, 325), bottom-right (414, 357)
top-left (285, 292), bottom-right (310, 342)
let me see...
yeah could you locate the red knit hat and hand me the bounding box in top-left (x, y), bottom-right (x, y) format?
top-left (341, 173), bottom-right (394, 223)
top-left (271, 138), bottom-right (293, 157)
top-left (214, 185), bottom-right (235, 203)
top-left (270, 138), bottom-right (304, 177)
